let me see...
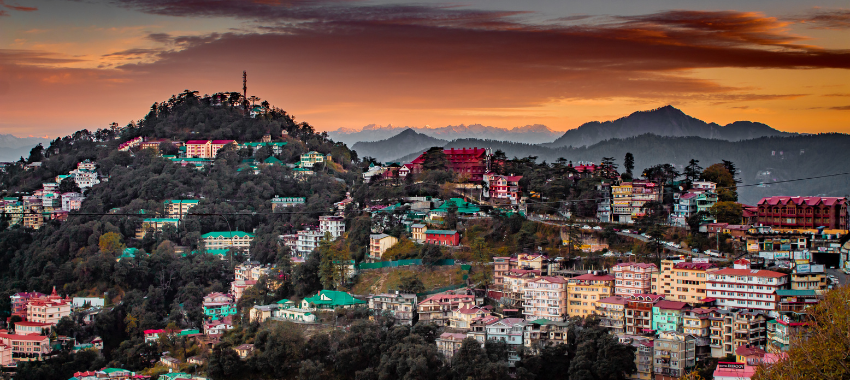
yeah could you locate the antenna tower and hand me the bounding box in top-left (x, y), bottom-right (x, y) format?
top-left (242, 71), bottom-right (247, 100)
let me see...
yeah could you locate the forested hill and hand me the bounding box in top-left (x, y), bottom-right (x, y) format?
top-left (0, 92), bottom-right (362, 368)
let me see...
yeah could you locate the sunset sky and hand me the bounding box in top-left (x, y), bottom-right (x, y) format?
top-left (1, 0), bottom-right (849, 138)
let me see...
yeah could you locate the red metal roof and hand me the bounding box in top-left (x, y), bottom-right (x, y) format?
top-left (572, 273), bottom-right (615, 281)
top-left (712, 268), bottom-right (787, 278)
top-left (758, 196), bottom-right (846, 207)
top-left (654, 300), bottom-right (689, 310)
top-left (674, 262), bottom-right (716, 270)
top-left (185, 140), bottom-right (210, 144)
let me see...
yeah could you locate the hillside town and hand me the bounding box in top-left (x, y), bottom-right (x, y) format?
top-left (0, 92), bottom-right (847, 380)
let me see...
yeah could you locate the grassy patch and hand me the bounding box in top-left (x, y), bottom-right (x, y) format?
top-left (348, 266), bottom-right (464, 295)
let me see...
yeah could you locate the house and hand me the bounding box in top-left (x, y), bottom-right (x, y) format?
top-left (299, 151), bottom-right (326, 168)
top-left (436, 332), bottom-right (467, 362)
top-left (567, 273), bottom-right (615, 317)
top-left (756, 196), bottom-right (848, 230)
top-left (160, 356), bottom-right (180, 369)
top-left (319, 215), bottom-right (345, 239)
top-left (485, 318), bottom-right (526, 365)
top-left (522, 319), bottom-right (569, 354)
top-left (202, 293), bottom-right (236, 320)
top-left (24, 288), bottom-right (72, 325)
top-left (775, 289), bottom-right (822, 313)
top-left (271, 196), bottom-right (305, 210)
top-left (427, 198), bottom-right (480, 223)
top-left (612, 262), bottom-right (658, 296)
top-left (447, 305), bottom-right (491, 330)
top-left (417, 292), bottom-right (476, 326)
top-left (14, 321), bottom-right (52, 335)
top-left (204, 320), bottom-right (233, 336)
top-left (410, 223), bottom-right (427, 243)
top-left (767, 312), bottom-right (809, 352)
top-left (273, 304), bottom-right (316, 323)
top-left (369, 234), bottom-right (399, 261)
top-left (521, 276), bottom-right (567, 322)
top-left (483, 173), bottom-right (522, 202)
top-left (234, 344), bottom-right (254, 359)
top-left (709, 310), bottom-right (770, 358)
top-left (611, 180), bottom-right (661, 223)
top-left (367, 293), bottom-right (418, 325)
top-left (622, 335), bottom-right (655, 380)
top-left (202, 231), bottom-right (254, 252)
top-left (230, 279), bottom-right (257, 301)
top-left (187, 356), bottom-right (205, 365)
top-left (683, 308), bottom-right (715, 358)
top-left (300, 290), bottom-right (365, 310)
top-left (164, 199), bottom-right (199, 219)
top-left (502, 269), bottom-right (541, 308)
top-left (144, 329), bottom-right (164, 343)
top-left (425, 230), bottom-right (460, 246)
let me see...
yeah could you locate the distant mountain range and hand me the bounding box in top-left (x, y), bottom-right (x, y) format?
top-left (329, 123), bottom-right (561, 146)
top-left (545, 105), bottom-right (793, 148)
top-left (352, 129), bottom-right (447, 162)
top-left (0, 134), bottom-right (51, 162)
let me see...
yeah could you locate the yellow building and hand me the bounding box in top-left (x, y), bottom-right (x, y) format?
top-left (164, 199), bottom-right (199, 219)
top-left (567, 273), bottom-right (615, 317)
top-left (369, 234), bottom-right (399, 261)
top-left (410, 223), bottom-right (426, 243)
top-left (596, 295), bottom-right (627, 333)
top-left (651, 260), bottom-right (718, 303)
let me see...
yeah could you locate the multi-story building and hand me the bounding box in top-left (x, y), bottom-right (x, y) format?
top-left (523, 319), bottom-right (569, 354)
top-left (136, 218), bottom-right (180, 239)
top-left (27, 296), bottom-right (72, 325)
top-left (367, 293), bottom-right (418, 325)
top-left (230, 279), bottom-right (256, 301)
top-left (651, 300), bottom-right (690, 332)
top-left (621, 335), bottom-right (654, 380)
top-left (299, 151), bottom-right (326, 168)
top-left (450, 306), bottom-right (491, 330)
top-left (369, 234), bottom-right (399, 261)
top-left (296, 229), bottom-right (324, 258)
top-left (486, 318), bottom-right (526, 365)
top-left (417, 292), bottom-right (476, 326)
top-left (766, 312), bottom-right (808, 353)
top-left (4, 201), bottom-right (24, 225)
top-left (22, 211), bottom-right (44, 230)
top-left (319, 215), bottom-right (345, 239)
top-left (567, 273), bottom-right (615, 317)
top-left (611, 180), bottom-right (661, 223)
top-left (501, 269), bottom-right (540, 308)
top-left (683, 308), bottom-right (714, 358)
top-left (185, 140), bottom-right (235, 158)
top-left (234, 262), bottom-right (272, 282)
top-left (596, 295), bottom-right (627, 333)
top-left (436, 332), bottom-right (467, 362)
top-left (706, 259), bottom-right (789, 312)
top-left (0, 331), bottom-right (50, 362)
top-left (10, 292), bottom-right (45, 319)
top-left (653, 331), bottom-right (696, 380)
top-left (410, 223), bottom-right (426, 243)
top-left (775, 289), bottom-right (822, 313)
top-left (271, 196), bottom-right (305, 210)
top-left (493, 257), bottom-right (513, 292)
top-left (61, 192), bottom-right (84, 212)
top-left (625, 294), bottom-right (664, 335)
top-left (425, 230), bottom-right (460, 246)
top-left (756, 196), bottom-right (848, 230)
top-left (410, 147), bottom-right (490, 182)
top-left (202, 292), bottom-right (236, 320)
top-left (482, 173), bottom-right (522, 202)
top-left (612, 262), bottom-right (658, 296)
top-left (521, 276), bottom-right (567, 322)
top-left (652, 260), bottom-right (718, 303)
top-left (709, 310), bottom-right (769, 358)
top-left (202, 231), bottom-right (254, 252)
top-left (164, 199), bottom-right (199, 219)
top-left (790, 264), bottom-right (827, 290)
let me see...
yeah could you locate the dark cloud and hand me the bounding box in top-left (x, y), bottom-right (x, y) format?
top-left (830, 105), bottom-right (850, 110)
top-left (1, 0), bottom-right (37, 11)
top-left (794, 9), bottom-right (850, 30)
top-left (102, 48), bottom-right (162, 58)
top-left (0, 10), bottom-right (7, 16)
top-left (146, 32), bottom-right (172, 44)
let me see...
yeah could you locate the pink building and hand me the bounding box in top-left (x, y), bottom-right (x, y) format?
top-left (612, 262), bottom-right (658, 296)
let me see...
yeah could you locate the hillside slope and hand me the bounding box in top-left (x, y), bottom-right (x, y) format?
top-left (352, 128), bottom-right (447, 162)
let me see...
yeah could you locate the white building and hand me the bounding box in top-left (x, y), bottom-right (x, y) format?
top-left (319, 215), bottom-right (345, 239)
top-left (294, 216), bottom-right (345, 258)
top-left (706, 259), bottom-right (789, 314)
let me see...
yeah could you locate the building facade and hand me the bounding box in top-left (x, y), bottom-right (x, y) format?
top-left (567, 273), bottom-right (615, 317)
top-left (652, 260), bottom-right (718, 303)
top-left (613, 263), bottom-right (658, 296)
top-left (756, 196), bottom-right (848, 230)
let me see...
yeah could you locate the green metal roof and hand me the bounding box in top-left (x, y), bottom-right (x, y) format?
top-left (201, 231), bottom-right (254, 239)
top-left (433, 198), bottom-right (480, 214)
top-left (776, 289), bottom-right (818, 296)
top-left (426, 229), bottom-right (457, 235)
top-left (303, 290), bottom-right (365, 307)
top-left (143, 218), bottom-right (180, 223)
top-left (264, 156), bottom-right (282, 164)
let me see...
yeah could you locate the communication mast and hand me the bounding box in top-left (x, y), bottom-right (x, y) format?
top-left (242, 71), bottom-right (250, 113)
